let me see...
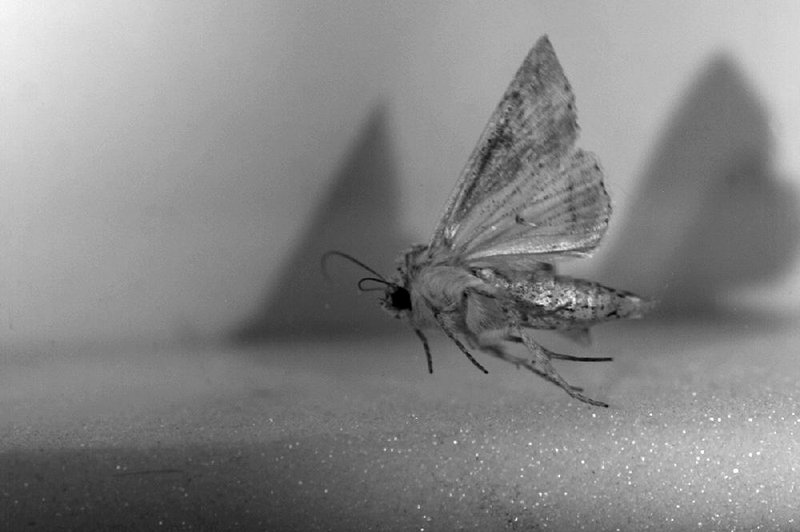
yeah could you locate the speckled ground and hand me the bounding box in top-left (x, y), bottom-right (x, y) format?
top-left (2, 319), bottom-right (799, 530)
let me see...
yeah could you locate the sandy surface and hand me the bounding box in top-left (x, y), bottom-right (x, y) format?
top-left (2, 319), bottom-right (800, 530)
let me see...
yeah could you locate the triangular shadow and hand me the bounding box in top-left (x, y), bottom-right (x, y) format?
top-left (599, 54), bottom-right (800, 320)
top-left (230, 105), bottom-right (410, 342)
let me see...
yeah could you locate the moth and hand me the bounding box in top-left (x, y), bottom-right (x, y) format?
top-left (324, 36), bottom-right (651, 407)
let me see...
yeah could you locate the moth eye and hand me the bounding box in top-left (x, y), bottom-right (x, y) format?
top-left (390, 287), bottom-right (412, 311)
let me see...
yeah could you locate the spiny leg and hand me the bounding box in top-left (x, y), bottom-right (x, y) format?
top-left (516, 329), bottom-right (608, 407)
top-left (430, 309), bottom-right (489, 374)
top-left (414, 328), bottom-right (433, 374)
top-left (507, 336), bottom-right (612, 362)
top-left (548, 351), bottom-right (613, 362)
top-left (478, 342), bottom-right (585, 393)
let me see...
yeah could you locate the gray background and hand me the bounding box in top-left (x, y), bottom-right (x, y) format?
top-left (1, 1), bottom-right (799, 346)
top-left (3, 2), bottom-right (800, 529)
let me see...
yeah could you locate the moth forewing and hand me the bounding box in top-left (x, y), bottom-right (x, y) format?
top-left (430, 35), bottom-right (580, 252)
top-left (349, 35), bottom-right (651, 407)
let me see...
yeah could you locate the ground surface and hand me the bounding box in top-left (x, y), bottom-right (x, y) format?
top-left (2, 319), bottom-right (799, 530)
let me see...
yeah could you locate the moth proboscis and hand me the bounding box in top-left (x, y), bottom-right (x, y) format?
top-left (323, 36), bottom-right (652, 407)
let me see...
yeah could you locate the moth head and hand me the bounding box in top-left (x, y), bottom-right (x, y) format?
top-left (373, 280), bottom-right (412, 318)
top-left (321, 250), bottom-right (412, 319)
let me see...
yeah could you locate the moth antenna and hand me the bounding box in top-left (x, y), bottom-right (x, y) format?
top-left (321, 250), bottom-right (386, 282)
top-left (357, 277), bottom-right (393, 292)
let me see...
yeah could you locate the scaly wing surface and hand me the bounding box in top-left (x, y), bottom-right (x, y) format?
top-left (428, 35), bottom-right (610, 263)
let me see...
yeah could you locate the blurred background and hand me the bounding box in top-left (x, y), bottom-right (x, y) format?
top-left (3, 4), bottom-right (800, 528)
top-left (1, 1), bottom-right (799, 349)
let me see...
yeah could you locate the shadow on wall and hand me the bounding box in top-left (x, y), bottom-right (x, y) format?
top-left (230, 105), bottom-right (411, 342)
top-left (233, 54), bottom-right (800, 343)
top-left (599, 54), bottom-right (799, 321)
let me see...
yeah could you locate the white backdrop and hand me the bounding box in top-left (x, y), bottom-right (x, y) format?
top-left (2, 1), bottom-right (799, 345)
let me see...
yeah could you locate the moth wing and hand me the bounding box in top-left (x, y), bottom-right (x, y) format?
top-left (466, 253), bottom-right (555, 276)
top-left (428, 35), bottom-right (610, 261)
top-left (460, 149), bottom-right (610, 260)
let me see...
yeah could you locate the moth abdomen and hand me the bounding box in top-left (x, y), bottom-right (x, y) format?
top-left (474, 267), bottom-right (649, 328)
top-left (536, 276), bottom-right (651, 326)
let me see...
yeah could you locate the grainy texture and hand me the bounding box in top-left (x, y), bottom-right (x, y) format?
top-left (2, 320), bottom-right (799, 530)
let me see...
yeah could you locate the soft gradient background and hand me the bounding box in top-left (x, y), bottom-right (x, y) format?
top-left (2, 1), bottom-right (799, 347)
top-left (4, 3), bottom-right (800, 529)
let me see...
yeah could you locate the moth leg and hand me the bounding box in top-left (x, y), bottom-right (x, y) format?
top-left (475, 332), bottom-right (584, 392)
top-left (516, 329), bottom-right (608, 407)
top-left (430, 308), bottom-right (489, 374)
top-left (479, 342), bottom-right (585, 393)
top-left (413, 328), bottom-right (433, 374)
top-left (548, 351), bottom-right (612, 362)
top-left (507, 337), bottom-right (612, 362)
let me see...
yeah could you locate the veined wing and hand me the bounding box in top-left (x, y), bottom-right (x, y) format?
top-left (459, 148), bottom-right (610, 261)
top-left (428, 35), bottom-right (609, 261)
